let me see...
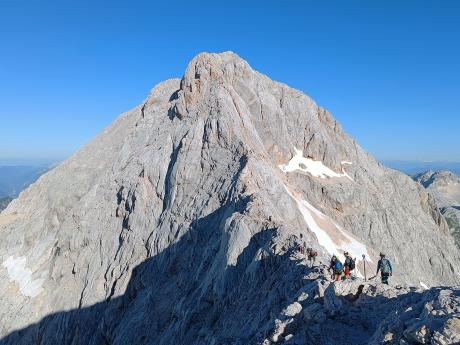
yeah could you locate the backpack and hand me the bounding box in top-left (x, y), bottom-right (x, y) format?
top-left (297, 243), bottom-right (305, 254)
top-left (381, 258), bottom-right (391, 274)
top-left (350, 258), bottom-right (356, 270)
top-left (335, 260), bottom-right (343, 271)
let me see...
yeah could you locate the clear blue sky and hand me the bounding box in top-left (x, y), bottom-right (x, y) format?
top-left (0, 1), bottom-right (459, 163)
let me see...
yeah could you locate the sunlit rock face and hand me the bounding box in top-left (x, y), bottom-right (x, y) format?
top-left (414, 170), bottom-right (460, 249)
top-left (1, 52), bottom-right (459, 344)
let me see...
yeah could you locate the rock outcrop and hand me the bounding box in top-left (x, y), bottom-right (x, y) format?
top-left (414, 171), bottom-right (460, 207)
top-left (262, 255), bottom-right (460, 345)
top-left (1, 52), bottom-right (459, 344)
top-left (414, 170), bottom-right (460, 249)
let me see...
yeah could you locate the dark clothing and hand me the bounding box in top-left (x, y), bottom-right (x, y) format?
top-left (329, 259), bottom-right (336, 271)
top-left (344, 256), bottom-right (354, 269)
top-left (381, 273), bottom-right (390, 285)
top-left (343, 255), bottom-right (355, 279)
top-left (298, 244), bottom-right (305, 255)
top-left (307, 248), bottom-right (317, 267)
top-left (376, 258), bottom-right (392, 274)
top-left (376, 257), bottom-right (392, 284)
top-left (329, 258), bottom-right (343, 281)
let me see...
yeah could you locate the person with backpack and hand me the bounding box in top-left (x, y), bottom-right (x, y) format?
top-left (306, 247), bottom-right (318, 267)
top-left (343, 251), bottom-right (356, 279)
top-left (376, 252), bottom-right (392, 285)
top-left (297, 234), bottom-right (306, 256)
top-left (329, 255), bottom-right (343, 281)
top-left (297, 242), bottom-right (305, 256)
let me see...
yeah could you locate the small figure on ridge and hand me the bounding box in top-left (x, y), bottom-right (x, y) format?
top-left (329, 255), bottom-right (343, 281)
top-left (306, 247), bottom-right (318, 267)
top-left (343, 251), bottom-right (356, 279)
top-left (376, 252), bottom-right (392, 285)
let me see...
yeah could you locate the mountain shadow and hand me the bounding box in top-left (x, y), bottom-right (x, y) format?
top-left (0, 196), bottom-right (305, 345)
top-left (1, 201), bottom-right (459, 345)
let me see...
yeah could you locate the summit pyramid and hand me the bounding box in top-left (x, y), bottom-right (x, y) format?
top-left (1, 52), bottom-right (459, 344)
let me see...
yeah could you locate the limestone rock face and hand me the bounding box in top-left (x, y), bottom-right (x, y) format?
top-left (1, 52), bottom-right (459, 344)
top-left (414, 170), bottom-right (460, 208)
top-left (414, 170), bottom-right (460, 248)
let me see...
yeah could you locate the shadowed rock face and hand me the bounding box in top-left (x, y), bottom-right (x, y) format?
top-left (1, 52), bottom-right (459, 344)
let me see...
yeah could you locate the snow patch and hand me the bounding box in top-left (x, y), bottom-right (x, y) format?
top-left (279, 148), bottom-right (353, 181)
top-left (420, 281), bottom-right (429, 290)
top-left (2, 256), bottom-right (44, 298)
top-left (284, 185), bottom-right (371, 268)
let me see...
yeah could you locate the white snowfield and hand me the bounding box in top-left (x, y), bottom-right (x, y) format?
top-left (2, 256), bottom-right (44, 298)
top-left (284, 185), bottom-right (372, 271)
top-left (279, 148), bottom-right (353, 181)
top-left (420, 281), bottom-right (429, 290)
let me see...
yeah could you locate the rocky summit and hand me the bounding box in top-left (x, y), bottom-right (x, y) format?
top-left (1, 52), bottom-right (459, 345)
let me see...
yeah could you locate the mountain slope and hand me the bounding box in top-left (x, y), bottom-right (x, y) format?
top-left (1, 52), bottom-right (459, 344)
top-left (414, 170), bottom-right (460, 208)
top-left (414, 170), bottom-right (460, 248)
top-left (3, 254), bottom-right (459, 345)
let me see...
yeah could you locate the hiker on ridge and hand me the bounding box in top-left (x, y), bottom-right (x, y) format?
top-left (306, 247), bottom-right (318, 267)
top-left (376, 252), bottom-right (392, 285)
top-left (329, 255), bottom-right (343, 281)
top-left (297, 242), bottom-right (305, 255)
top-left (343, 251), bottom-right (356, 279)
top-left (297, 234), bottom-right (306, 256)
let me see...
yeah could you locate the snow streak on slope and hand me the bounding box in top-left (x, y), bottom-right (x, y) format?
top-left (279, 148), bottom-right (353, 181)
top-left (2, 256), bottom-right (44, 298)
top-left (283, 185), bottom-right (372, 269)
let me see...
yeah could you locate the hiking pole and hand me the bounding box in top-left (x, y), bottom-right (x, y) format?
top-left (362, 254), bottom-right (366, 282)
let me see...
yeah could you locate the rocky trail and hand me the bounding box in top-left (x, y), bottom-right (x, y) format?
top-left (261, 249), bottom-right (460, 345)
top-left (2, 234), bottom-right (459, 345)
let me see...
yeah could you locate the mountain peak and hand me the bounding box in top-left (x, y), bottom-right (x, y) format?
top-left (415, 170), bottom-right (460, 188)
top-left (1, 53), bottom-right (460, 344)
top-left (184, 51), bottom-right (251, 80)
top-left (171, 51), bottom-right (254, 120)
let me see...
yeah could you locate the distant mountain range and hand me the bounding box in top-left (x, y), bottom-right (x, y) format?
top-left (383, 160), bottom-right (460, 176)
top-left (0, 165), bottom-right (55, 212)
top-left (0, 196), bottom-right (12, 212)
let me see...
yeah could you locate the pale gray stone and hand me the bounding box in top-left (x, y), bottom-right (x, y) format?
top-left (1, 52), bottom-right (460, 345)
top-left (414, 170), bottom-right (460, 248)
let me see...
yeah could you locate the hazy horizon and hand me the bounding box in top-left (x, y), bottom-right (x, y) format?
top-left (1, 157), bottom-right (460, 170)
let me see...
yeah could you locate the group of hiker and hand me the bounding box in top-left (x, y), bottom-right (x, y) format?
top-left (297, 240), bottom-right (393, 284)
top-left (329, 252), bottom-right (356, 281)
